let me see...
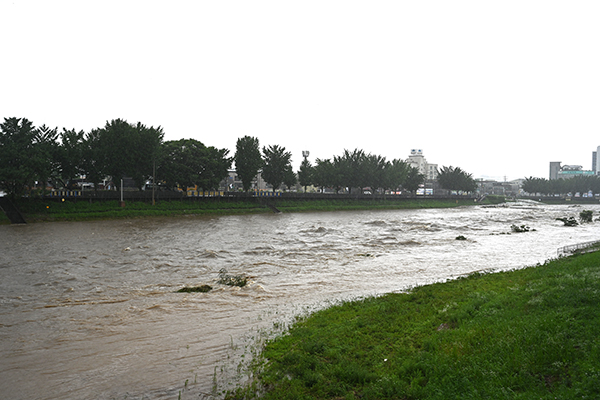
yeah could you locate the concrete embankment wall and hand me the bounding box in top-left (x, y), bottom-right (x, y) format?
top-left (39, 190), bottom-right (481, 202)
top-left (0, 197), bottom-right (27, 224)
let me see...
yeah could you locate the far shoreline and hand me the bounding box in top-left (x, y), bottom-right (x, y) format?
top-left (3, 194), bottom-right (600, 225)
top-left (1, 195), bottom-right (508, 224)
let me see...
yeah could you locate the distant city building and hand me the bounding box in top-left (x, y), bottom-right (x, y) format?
top-left (549, 146), bottom-right (600, 180)
top-left (549, 162), bottom-right (561, 180)
top-left (479, 179), bottom-right (522, 197)
top-left (594, 146), bottom-right (600, 175)
top-left (406, 149), bottom-right (438, 180)
top-left (549, 162), bottom-right (595, 180)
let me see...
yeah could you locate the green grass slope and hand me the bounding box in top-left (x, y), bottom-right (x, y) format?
top-left (227, 251), bottom-right (600, 400)
top-left (3, 196), bottom-right (504, 223)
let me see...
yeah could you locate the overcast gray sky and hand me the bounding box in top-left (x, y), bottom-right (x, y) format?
top-left (2, 0), bottom-right (599, 181)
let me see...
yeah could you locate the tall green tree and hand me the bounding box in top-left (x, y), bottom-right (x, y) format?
top-left (234, 136), bottom-right (262, 191)
top-left (95, 119), bottom-right (129, 186)
top-left (203, 146), bottom-right (233, 190)
top-left (437, 166), bottom-right (477, 193)
top-left (298, 158), bottom-right (313, 192)
top-left (159, 139), bottom-right (204, 189)
top-left (548, 178), bottom-right (565, 196)
top-left (568, 176), bottom-right (600, 195)
top-left (128, 122), bottom-right (164, 189)
top-left (0, 118), bottom-right (40, 198)
top-left (403, 166), bottom-right (425, 194)
top-left (334, 149), bottom-right (366, 194)
top-left (95, 119), bottom-right (164, 189)
top-left (362, 153), bottom-right (387, 193)
top-left (313, 158), bottom-right (337, 193)
top-left (81, 128), bottom-right (104, 191)
top-left (522, 177), bottom-right (546, 195)
top-left (523, 176), bottom-right (600, 197)
top-left (262, 144), bottom-right (292, 192)
top-left (56, 128), bottom-right (85, 189)
top-left (32, 124), bottom-right (60, 196)
top-left (383, 159), bottom-right (410, 193)
top-left (158, 139), bottom-right (231, 190)
top-left (283, 165), bottom-right (297, 191)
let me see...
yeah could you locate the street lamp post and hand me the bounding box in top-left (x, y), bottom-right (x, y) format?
top-left (302, 151), bottom-right (310, 193)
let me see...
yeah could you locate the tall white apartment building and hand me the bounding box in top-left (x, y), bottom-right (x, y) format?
top-left (406, 149), bottom-right (438, 180)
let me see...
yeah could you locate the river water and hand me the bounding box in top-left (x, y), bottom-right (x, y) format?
top-left (1, 201), bottom-right (599, 399)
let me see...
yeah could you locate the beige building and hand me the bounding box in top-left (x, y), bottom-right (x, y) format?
top-left (406, 149), bottom-right (438, 180)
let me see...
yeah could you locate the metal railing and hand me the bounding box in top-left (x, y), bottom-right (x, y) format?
top-left (557, 240), bottom-right (600, 256)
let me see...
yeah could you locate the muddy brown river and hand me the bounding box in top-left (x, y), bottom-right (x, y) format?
top-left (1, 201), bottom-right (598, 399)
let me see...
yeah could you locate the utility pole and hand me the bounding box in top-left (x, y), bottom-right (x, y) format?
top-left (120, 179), bottom-right (125, 207)
top-left (152, 159), bottom-right (156, 206)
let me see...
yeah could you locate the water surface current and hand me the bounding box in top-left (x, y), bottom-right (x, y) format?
top-left (1, 202), bottom-right (598, 399)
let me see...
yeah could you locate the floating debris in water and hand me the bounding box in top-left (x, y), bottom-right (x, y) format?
top-left (510, 224), bottom-right (535, 233)
top-left (218, 269), bottom-right (248, 287)
top-left (176, 285), bottom-right (212, 293)
top-left (556, 216), bottom-right (578, 226)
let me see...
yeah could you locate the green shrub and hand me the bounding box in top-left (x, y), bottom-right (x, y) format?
top-left (579, 210), bottom-right (594, 223)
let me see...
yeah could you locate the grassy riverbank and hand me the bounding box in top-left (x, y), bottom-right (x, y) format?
top-left (226, 251), bottom-right (600, 400)
top-left (1, 196), bottom-right (504, 223)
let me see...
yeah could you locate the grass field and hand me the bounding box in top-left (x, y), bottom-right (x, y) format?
top-left (1, 196), bottom-right (504, 223)
top-left (225, 251), bottom-right (600, 400)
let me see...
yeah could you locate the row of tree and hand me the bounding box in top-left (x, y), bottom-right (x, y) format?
top-left (234, 139), bottom-right (479, 195)
top-left (522, 176), bottom-right (600, 196)
top-left (302, 149), bottom-right (424, 194)
top-left (1, 117), bottom-right (478, 199)
top-left (233, 142), bottom-right (426, 194)
top-left (0, 117), bottom-right (233, 198)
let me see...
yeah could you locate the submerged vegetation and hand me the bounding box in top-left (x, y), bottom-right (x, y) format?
top-left (556, 210), bottom-right (595, 227)
top-left (579, 210), bottom-right (594, 223)
top-left (226, 251), bottom-right (600, 400)
top-left (176, 285), bottom-right (213, 293)
top-left (218, 269), bottom-right (248, 288)
top-left (510, 224), bottom-right (535, 233)
top-left (176, 270), bottom-right (248, 292)
top-left (556, 216), bottom-right (579, 227)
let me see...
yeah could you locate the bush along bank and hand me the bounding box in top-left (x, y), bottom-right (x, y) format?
top-left (4, 195), bottom-right (505, 223)
top-left (226, 251), bottom-right (600, 400)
